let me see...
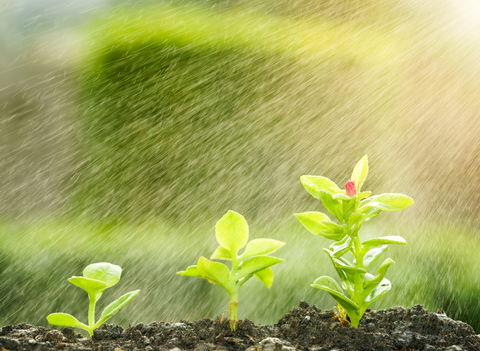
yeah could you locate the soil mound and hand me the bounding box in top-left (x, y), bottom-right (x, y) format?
top-left (1, 303), bottom-right (478, 351)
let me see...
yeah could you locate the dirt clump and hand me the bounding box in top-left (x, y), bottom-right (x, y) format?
top-left (0, 303), bottom-right (478, 351)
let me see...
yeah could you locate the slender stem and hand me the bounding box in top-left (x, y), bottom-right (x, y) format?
top-left (353, 233), bottom-right (364, 301)
top-left (229, 292), bottom-right (239, 331)
top-left (229, 254), bottom-right (239, 331)
top-left (88, 294), bottom-right (96, 330)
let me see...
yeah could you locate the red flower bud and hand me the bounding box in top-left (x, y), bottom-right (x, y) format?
top-left (345, 180), bottom-right (356, 196)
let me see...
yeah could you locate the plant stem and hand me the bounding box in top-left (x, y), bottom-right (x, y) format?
top-left (88, 294), bottom-right (96, 333)
top-left (229, 292), bottom-right (238, 331)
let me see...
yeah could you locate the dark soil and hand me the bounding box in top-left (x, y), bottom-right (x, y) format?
top-left (1, 303), bottom-right (479, 351)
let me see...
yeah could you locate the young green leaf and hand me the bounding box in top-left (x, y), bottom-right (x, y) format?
top-left (237, 256), bottom-right (284, 279)
top-left (351, 155), bottom-right (368, 192)
top-left (215, 210), bottom-right (248, 256)
top-left (319, 192), bottom-right (343, 220)
top-left (332, 193), bottom-right (354, 201)
top-left (240, 239), bottom-right (285, 260)
top-left (329, 236), bottom-right (353, 257)
top-left (95, 290), bottom-right (140, 328)
top-left (196, 256), bottom-right (232, 291)
top-left (311, 276), bottom-right (360, 311)
top-left (362, 236), bottom-right (407, 248)
top-left (360, 193), bottom-right (414, 212)
top-left (177, 265), bottom-right (203, 278)
top-left (211, 246), bottom-right (232, 260)
top-left (254, 267), bottom-right (274, 288)
top-left (363, 278), bottom-right (391, 305)
top-left (362, 245), bottom-right (389, 269)
top-left (300, 176), bottom-right (341, 199)
top-left (294, 211), bottom-right (330, 236)
top-left (83, 262), bottom-right (122, 288)
top-left (68, 277), bottom-right (107, 296)
top-left (47, 313), bottom-right (90, 331)
top-left (363, 258), bottom-right (395, 293)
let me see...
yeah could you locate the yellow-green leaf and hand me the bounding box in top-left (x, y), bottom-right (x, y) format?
top-left (211, 246), bottom-right (232, 260)
top-left (196, 256), bottom-right (232, 292)
top-left (83, 262), bottom-right (122, 288)
top-left (237, 256), bottom-right (284, 279)
top-left (68, 276), bottom-right (107, 296)
top-left (254, 267), bottom-right (274, 288)
top-left (294, 211), bottom-right (330, 235)
top-left (351, 155), bottom-right (368, 192)
top-left (215, 210), bottom-right (248, 256)
top-left (240, 239), bottom-right (285, 260)
top-left (177, 265), bottom-right (203, 278)
top-left (300, 176), bottom-right (340, 199)
top-left (47, 313), bottom-right (90, 331)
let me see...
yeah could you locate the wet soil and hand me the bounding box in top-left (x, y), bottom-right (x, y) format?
top-left (1, 303), bottom-right (479, 351)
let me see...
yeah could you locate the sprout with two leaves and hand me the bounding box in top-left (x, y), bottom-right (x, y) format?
top-left (295, 155), bottom-right (413, 328)
top-left (177, 210), bottom-right (285, 331)
top-left (47, 262), bottom-right (140, 337)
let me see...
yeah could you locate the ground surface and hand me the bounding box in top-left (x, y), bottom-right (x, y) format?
top-left (1, 303), bottom-right (479, 351)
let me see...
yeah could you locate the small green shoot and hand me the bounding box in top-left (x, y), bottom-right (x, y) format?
top-left (177, 210), bottom-right (285, 331)
top-left (47, 262), bottom-right (140, 337)
top-left (295, 155), bottom-right (413, 328)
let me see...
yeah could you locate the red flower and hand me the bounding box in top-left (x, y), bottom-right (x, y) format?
top-left (345, 180), bottom-right (356, 196)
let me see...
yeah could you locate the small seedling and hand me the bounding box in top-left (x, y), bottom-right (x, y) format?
top-left (295, 155), bottom-right (413, 328)
top-left (177, 210), bottom-right (285, 331)
top-left (47, 262), bottom-right (140, 337)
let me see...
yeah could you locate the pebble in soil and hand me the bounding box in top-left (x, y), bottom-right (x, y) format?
top-left (1, 303), bottom-right (479, 351)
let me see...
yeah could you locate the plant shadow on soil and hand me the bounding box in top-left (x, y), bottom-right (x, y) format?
top-left (1, 302), bottom-right (479, 351)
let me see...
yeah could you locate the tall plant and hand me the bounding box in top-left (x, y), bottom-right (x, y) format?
top-left (295, 155), bottom-right (413, 328)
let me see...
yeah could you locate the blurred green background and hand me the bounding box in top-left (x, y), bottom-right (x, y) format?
top-left (1, 0), bottom-right (480, 333)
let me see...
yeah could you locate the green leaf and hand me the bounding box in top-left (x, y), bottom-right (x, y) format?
top-left (319, 192), bottom-right (343, 220)
top-left (311, 276), bottom-right (359, 311)
top-left (95, 290), bottom-right (140, 328)
top-left (358, 191), bottom-right (372, 200)
top-left (300, 176), bottom-right (341, 199)
top-left (68, 276), bottom-right (107, 296)
top-left (363, 258), bottom-right (395, 294)
top-left (364, 278), bottom-right (391, 305)
top-left (329, 235), bottom-right (353, 257)
top-left (348, 212), bottom-right (365, 231)
top-left (177, 265), bottom-right (203, 278)
top-left (332, 193), bottom-right (352, 201)
top-left (294, 213), bottom-right (346, 240)
top-left (362, 245), bottom-right (388, 269)
top-left (323, 249), bottom-right (355, 293)
top-left (211, 246), bottom-right (232, 260)
top-left (239, 239), bottom-right (285, 260)
top-left (351, 155), bottom-right (368, 192)
top-left (83, 262), bottom-right (122, 288)
top-left (360, 193), bottom-right (414, 212)
top-left (254, 267), bottom-right (274, 288)
top-left (238, 256), bottom-right (284, 279)
top-left (362, 236), bottom-right (407, 248)
top-left (196, 256), bottom-right (232, 292)
top-left (215, 210), bottom-right (248, 257)
top-left (47, 313), bottom-right (90, 331)
top-left (332, 258), bottom-right (367, 274)
top-left (364, 208), bottom-right (382, 221)
top-left (294, 211), bottom-right (330, 236)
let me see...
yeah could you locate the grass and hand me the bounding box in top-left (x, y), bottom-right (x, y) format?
top-left (81, 3), bottom-right (403, 71)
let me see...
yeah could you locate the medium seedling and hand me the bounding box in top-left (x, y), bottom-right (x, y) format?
top-left (177, 210), bottom-right (285, 331)
top-left (47, 262), bottom-right (140, 337)
top-left (295, 155), bottom-right (413, 328)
